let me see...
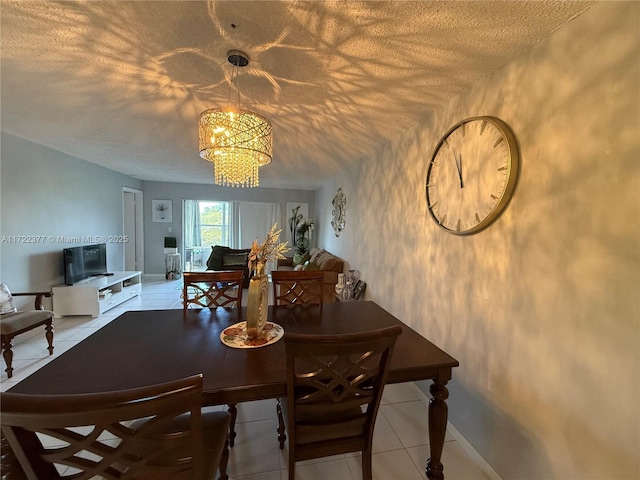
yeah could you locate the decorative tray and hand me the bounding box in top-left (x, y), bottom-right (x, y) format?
top-left (220, 321), bottom-right (284, 349)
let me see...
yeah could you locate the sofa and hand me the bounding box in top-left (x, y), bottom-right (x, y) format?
top-left (205, 246), bottom-right (252, 288)
top-left (276, 248), bottom-right (344, 303)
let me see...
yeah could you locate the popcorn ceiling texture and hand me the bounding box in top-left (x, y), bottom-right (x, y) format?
top-left (0, 0), bottom-right (592, 189)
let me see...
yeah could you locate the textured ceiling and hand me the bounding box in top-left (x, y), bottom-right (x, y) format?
top-left (1, 1), bottom-right (593, 190)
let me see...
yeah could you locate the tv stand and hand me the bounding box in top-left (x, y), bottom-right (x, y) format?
top-left (52, 271), bottom-right (142, 318)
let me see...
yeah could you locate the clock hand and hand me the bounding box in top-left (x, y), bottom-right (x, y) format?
top-left (452, 147), bottom-right (464, 188)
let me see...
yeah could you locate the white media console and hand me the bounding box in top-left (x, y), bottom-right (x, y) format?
top-left (52, 271), bottom-right (142, 318)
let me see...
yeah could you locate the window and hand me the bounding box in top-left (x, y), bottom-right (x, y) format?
top-left (183, 200), bottom-right (280, 271)
top-left (183, 200), bottom-right (231, 271)
top-left (200, 202), bottom-right (230, 247)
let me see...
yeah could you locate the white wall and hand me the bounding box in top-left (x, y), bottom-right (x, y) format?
top-left (317, 3), bottom-right (639, 479)
top-left (0, 133), bottom-right (142, 294)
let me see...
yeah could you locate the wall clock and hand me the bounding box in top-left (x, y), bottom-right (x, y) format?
top-left (331, 188), bottom-right (346, 237)
top-left (425, 116), bottom-right (519, 235)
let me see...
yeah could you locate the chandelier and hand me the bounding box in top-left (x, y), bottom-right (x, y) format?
top-left (199, 51), bottom-right (272, 188)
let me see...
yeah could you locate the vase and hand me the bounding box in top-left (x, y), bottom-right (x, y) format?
top-left (341, 281), bottom-right (354, 301)
top-left (246, 264), bottom-right (269, 338)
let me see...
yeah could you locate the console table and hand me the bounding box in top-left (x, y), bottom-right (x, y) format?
top-left (52, 271), bottom-right (142, 317)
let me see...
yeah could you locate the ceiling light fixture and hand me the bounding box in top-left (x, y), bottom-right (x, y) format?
top-left (198, 50), bottom-right (272, 188)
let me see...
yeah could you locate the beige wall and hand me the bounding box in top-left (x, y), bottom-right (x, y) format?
top-left (316, 2), bottom-right (639, 479)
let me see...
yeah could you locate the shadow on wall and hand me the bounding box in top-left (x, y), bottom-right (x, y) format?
top-left (419, 378), bottom-right (639, 479)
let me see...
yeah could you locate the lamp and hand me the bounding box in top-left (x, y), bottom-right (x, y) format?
top-left (199, 51), bottom-right (272, 188)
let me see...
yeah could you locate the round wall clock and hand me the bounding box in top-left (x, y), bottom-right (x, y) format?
top-left (331, 188), bottom-right (346, 237)
top-left (425, 116), bottom-right (519, 235)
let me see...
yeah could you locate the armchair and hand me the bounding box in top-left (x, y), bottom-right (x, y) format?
top-left (0, 286), bottom-right (54, 378)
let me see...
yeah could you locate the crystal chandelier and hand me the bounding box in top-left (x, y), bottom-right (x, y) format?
top-left (199, 51), bottom-right (272, 188)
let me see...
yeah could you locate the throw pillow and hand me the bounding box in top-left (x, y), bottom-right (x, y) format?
top-left (309, 248), bottom-right (322, 264)
top-left (292, 252), bottom-right (310, 266)
top-left (206, 246), bottom-right (225, 270)
top-left (302, 261), bottom-right (319, 271)
top-left (0, 284), bottom-right (17, 314)
top-left (315, 252), bottom-right (337, 271)
top-left (223, 253), bottom-right (248, 267)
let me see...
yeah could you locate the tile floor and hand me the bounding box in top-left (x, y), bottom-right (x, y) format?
top-left (1, 276), bottom-right (493, 480)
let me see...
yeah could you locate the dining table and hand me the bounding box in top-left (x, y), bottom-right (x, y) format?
top-left (8, 301), bottom-right (459, 480)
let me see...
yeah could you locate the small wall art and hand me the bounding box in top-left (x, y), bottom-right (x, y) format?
top-left (152, 200), bottom-right (172, 223)
top-left (331, 188), bottom-right (346, 237)
top-left (286, 202), bottom-right (309, 247)
top-left (353, 280), bottom-right (367, 300)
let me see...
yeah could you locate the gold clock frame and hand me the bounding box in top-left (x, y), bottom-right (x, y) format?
top-left (425, 116), bottom-right (519, 235)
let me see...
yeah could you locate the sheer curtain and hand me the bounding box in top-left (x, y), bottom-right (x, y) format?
top-left (183, 200), bottom-right (202, 248)
top-left (236, 202), bottom-right (281, 274)
top-left (183, 200), bottom-right (202, 268)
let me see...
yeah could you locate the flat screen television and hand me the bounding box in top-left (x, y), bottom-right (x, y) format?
top-left (63, 243), bottom-right (107, 285)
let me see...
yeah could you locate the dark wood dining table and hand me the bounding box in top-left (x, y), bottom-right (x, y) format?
top-left (9, 301), bottom-right (459, 480)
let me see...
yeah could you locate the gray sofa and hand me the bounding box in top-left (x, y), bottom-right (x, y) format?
top-left (205, 246), bottom-right (252, 288)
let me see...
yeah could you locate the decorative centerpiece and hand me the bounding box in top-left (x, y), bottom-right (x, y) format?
top-left (246, 224), bottom-right (289, 338)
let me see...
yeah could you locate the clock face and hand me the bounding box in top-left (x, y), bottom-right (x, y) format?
top-left (426, 117), bottom-right (519, 235)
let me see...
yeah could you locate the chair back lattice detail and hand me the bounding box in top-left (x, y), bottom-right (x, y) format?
top-left (271, 271), bottom-right (323, 308)
top-left (183, 271), bottom-right (244, 311)
top-left (284, 326), bottom-right (402, 480)
top-left (0, 375), bottom-right (210, 480)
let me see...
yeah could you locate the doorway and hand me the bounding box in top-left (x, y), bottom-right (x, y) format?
top-left (122, 187), bottom-right (144, 272)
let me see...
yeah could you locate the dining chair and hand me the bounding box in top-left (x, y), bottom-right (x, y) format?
top-left (183, 270), bottom-right (245, 449)
top-left (271, 270), bottom-right (325, 445)
top-left (279, 325), bottom-right (402, 480)
top-left (271, 270), bottom-right (324, 309)
top-left (0, 374), bottom-right (230, 480)
top-left (182, 270), bottom-right (244, 311)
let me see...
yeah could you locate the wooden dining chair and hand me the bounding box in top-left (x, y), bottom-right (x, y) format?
top-left (0, 374), bottom-right (230, 480)
top-left (271, 270), bottom-right (325, 446)
top-left (183, 270), bottom-right (246, 450)
top-left (271, 270), bottom-right (324, 309)
top-left (183, 270), bottom-right (244, 311)
top-left (278, 326), bottom-right (402, 480)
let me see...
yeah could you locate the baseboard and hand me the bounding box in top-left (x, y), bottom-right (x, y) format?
top-left (408, 382), bottom-right (503, 480)
top-left (445, 421), bottom-right (503, 480)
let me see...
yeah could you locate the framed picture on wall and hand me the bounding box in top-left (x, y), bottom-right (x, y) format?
top-left (353, 280), bottom-right (366, 300)
top-left (286, 202), bottom-right (309, 247)
top-left (152, 200), bottom-right (172, 223)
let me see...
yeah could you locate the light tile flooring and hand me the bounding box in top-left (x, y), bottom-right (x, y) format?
top-left (1, 276), bottom-right (492, 480)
